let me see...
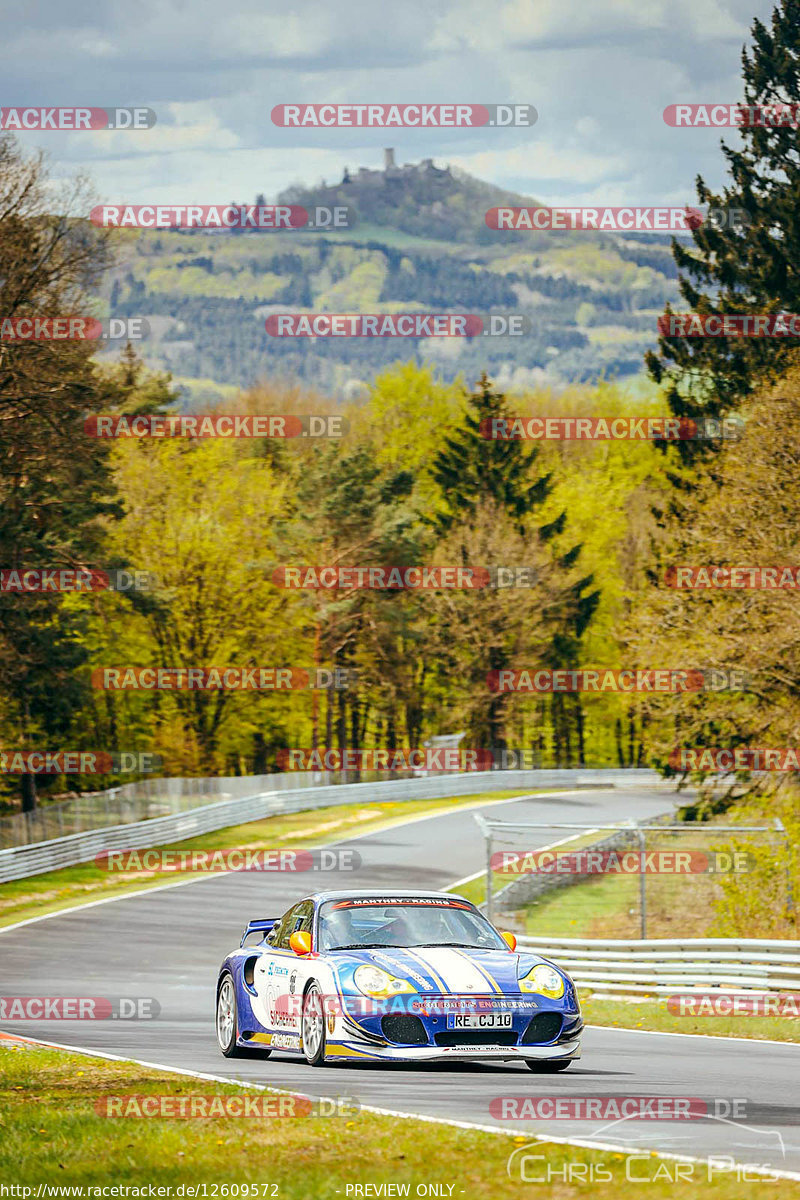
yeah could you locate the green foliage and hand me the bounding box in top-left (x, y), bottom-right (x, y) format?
top-left (648, 0), bottom-right (800, 453)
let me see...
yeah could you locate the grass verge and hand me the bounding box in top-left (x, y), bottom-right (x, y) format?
top-left (1, 1041), bottom-right (796, 1196)
top-left (581, 995), bottom-right (800, 1043)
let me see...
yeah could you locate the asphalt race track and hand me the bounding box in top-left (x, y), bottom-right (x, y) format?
top-left (2, 786), bottom-right (799, 1175)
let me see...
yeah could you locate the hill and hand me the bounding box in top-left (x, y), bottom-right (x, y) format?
top-left (96, 151), bottom-right (682, 402)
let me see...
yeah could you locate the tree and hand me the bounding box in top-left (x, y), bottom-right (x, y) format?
top-left (427, 375), bottom-right (600, 756)
top-left (0, 135), bottom-right (123, 810)
top-left (99, 436), bottom-right (290, 774)
top-left (632, 366), bottom-right (800, 802)
top-left (647, 0), bottom-right (800, 460)
top-left (430, 374), bottom-right (555, 536)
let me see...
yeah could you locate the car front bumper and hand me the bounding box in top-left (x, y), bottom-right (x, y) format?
top-left (323, 1035), bottom-right (582, 1063)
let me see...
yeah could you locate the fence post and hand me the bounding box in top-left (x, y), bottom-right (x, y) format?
top-left (474, 815), bottom-right (493, 925)
top-left (776, 819), bottom-right (795, 922)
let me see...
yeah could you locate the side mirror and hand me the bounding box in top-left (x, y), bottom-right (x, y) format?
top-left (500, 931), bottom-right (517, 951)
top-left (289, 930), bottom-right (312, 956)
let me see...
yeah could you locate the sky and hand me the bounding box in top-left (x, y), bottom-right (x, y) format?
top-left (1, 0), bottom-right (778, 211)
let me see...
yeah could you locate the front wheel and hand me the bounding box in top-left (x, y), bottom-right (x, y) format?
top-left (525, 1058), bottom-right (573, 1072)
top-left (217, 973), bottom-right (244, 1057)
top-left (302, 982), bottom-right (327, 1066)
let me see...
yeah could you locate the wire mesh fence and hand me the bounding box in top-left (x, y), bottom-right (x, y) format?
top-left (475, 814), bottom-right (792, 940)
top-left (0, 772), bottom-right (326, 850)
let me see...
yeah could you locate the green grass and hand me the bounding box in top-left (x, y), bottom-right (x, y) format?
top-left (520, 870), bottom-right (642, 937)
top-left (2, 1042), bottom-right (795, 1195)
top-left (451, 829), bottom-right (607, 907)
top-left (496, 823), bottom-right (799, 1042)
top-left (513, 825), bottom-right (770, 941)
top-left (0, 790), bottom-right (545, 929)
top-left (582, 996), bottom-right (800, 1043)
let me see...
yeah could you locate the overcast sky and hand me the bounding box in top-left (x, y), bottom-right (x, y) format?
top-left (4, 0), bottom-right (777, 210)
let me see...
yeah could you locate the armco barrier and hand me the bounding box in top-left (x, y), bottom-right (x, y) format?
top-left (0, 771), bottom-right (328, 849)
top-left (0, 768), bottom-right (670, 883)
top-left (517, 936), bottom-right (800, 995)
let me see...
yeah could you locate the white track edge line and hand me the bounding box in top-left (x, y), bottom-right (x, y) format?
top-left (2, 1033), bottom-right (797, 1181)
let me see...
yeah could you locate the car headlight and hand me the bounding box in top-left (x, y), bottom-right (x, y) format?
top-left (519, 963), bottom-right (565, 999)
top-left (354, 965), bottom-right (416, 998)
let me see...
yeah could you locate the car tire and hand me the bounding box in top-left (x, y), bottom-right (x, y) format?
top-left (217, 972), bottom-right (245, 1057)
top-left (302, 982), bottom-right (327, 1067)
top-left (525, 1058), bottom-right (573, 1072)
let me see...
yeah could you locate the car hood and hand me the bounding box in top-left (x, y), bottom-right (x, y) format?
top-left (329, 944), bottom-right (549, 995)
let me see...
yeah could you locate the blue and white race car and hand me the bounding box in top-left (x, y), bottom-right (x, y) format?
top-left (215, 889), bottom-right (582, 1069)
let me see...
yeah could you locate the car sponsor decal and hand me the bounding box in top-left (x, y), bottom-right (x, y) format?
top-left (270, 1032), bottom-right (301, 1050)
top-left (369, 950), bottom-right (435, 990)
top-left (331, 897), bottom-right (473, 910)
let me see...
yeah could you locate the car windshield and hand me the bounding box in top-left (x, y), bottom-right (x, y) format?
top-left (317, 897), bottom-right (507, 952)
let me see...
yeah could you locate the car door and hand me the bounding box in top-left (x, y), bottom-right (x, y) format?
top-left (254, 899), bottom-right (314, 1046)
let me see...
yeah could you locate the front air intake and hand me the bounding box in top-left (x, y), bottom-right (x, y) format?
top-left (521, 1012), bottom-right (563, 1044)
top-left (380, 1014), bottom-right (428, 1045)
top-left (434, 1031), bottom-right (518, 1047)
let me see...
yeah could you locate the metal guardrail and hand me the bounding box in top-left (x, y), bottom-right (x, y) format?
top-left (0, 768), bottom-right (669, 883)
top-left (0, 771), bottom-right (328, 849)
top-left (518, 936), bottom-right (800, 995)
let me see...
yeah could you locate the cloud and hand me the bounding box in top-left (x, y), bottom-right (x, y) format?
top-left (0, 0), bottom-right (777, 207)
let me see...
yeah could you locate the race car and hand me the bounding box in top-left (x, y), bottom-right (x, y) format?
top-left (215, 889), bottom-right (582, 1068)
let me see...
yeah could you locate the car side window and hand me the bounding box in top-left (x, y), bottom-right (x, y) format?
top-left (274, 904), bottom-right (300, 950)
top-left (293, 900), bottom-right (314, 937)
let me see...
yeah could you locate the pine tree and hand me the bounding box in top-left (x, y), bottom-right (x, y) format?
top-left (430, 374), bottom-right (555, 536)
top-left (429, 375), bottom-right (600, 759)
top-left (647, 0), bottom-right (800, 460)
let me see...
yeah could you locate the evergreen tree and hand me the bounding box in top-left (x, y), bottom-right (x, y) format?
top-left (647, 0), bottom-right (800, 460)
top-left (429, 375), bottom-right (599, 758)
top-left (430, 374), bottom-right (555, 536)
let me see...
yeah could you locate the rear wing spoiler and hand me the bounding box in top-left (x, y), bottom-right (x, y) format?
top-left (240, 918), bottom-right (279, 947)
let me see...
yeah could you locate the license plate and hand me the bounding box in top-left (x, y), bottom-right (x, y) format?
top-left (446, 1012), bottom-right (513, 1030)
